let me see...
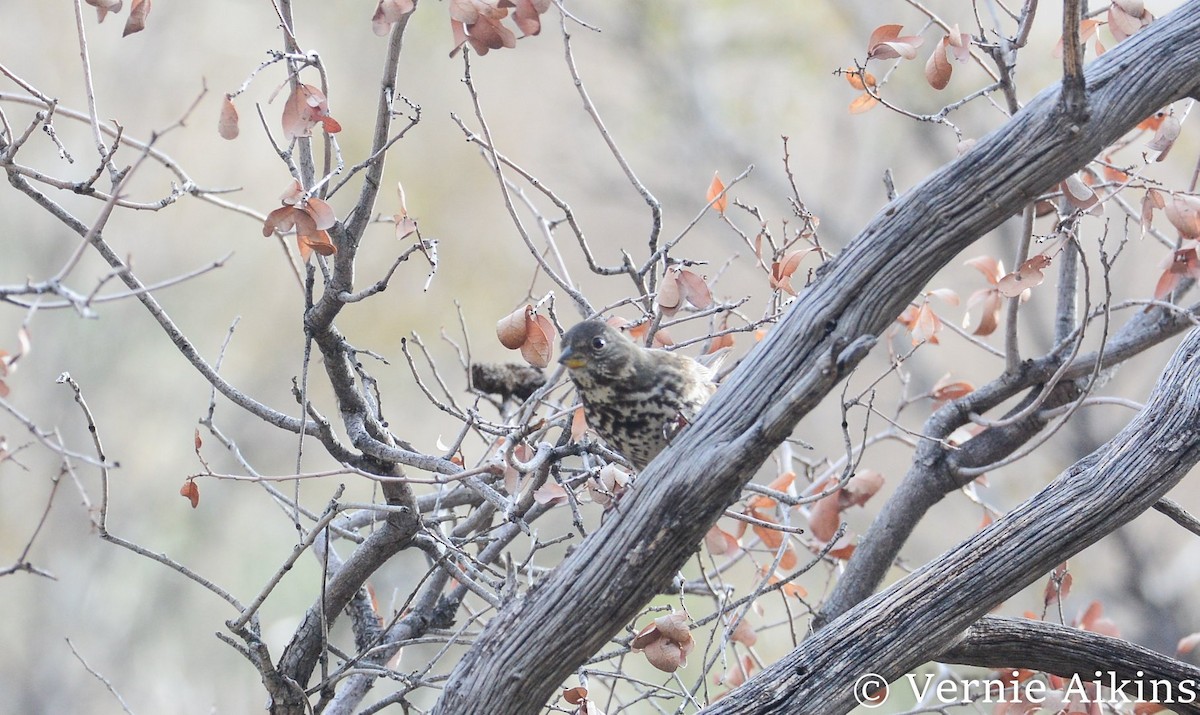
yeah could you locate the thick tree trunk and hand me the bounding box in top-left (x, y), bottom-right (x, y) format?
top-left (704, 328), bottom-right (1200, 713)
top-left (435, 4), bottom-right (1200, 713)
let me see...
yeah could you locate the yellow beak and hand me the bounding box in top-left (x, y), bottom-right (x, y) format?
top-left (559, 347), bottom-right (587, 369)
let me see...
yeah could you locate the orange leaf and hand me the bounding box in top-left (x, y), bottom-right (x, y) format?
top-left (180, 479), bottom-right (200, 509)
top-left (848, 93), bottom-right (878, 114)
top-left (706, 172), bottom-right (728, 215)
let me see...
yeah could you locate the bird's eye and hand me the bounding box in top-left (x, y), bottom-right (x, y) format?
top-left (591, 336), bottom-right (606, 350)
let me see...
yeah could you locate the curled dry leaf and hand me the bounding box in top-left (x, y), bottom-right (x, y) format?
top-left (925, 37), bottom-right (953, 90)
top-left (1165, 194), bottom-right (1200, 237)
top-left (848, 92), bottom-right (879, 114)
top-left (372, 0), bottom-right (415, 36)
top-left (122, 0), bottom-right (150, 36)
top-left (631, 613), bottom-right (694, 673)
top-left (808, 471), bottom-right (884, 541)
top-left (1153, 247), bottom-right (1200, 301)
top-left (1052, 18), bottom-right (1099, 58)
top-left (769, 249), bottom-right (814, 295)
top-left (218, 96), bottom-right (240, 140)
top-left (84, 0), bottom-right (123, 22)
top-left (1146, 114), bottom-right (1181, 161)
top-left (520, 312), bottom-right (554, 368)
top-left (496, 305), bottom-right (531, 349)
top-left (588, 463), bottom-right (630, 507)
top-left (1142, 187), bottom-right (1166, 231)
top-left (282, 84), bottom-right (342, 140)
top-left (1108, 0), bottom-right (1153, 42)
top-left (728, 615), bottom-right (757, 646)
top-left (706, 171), bottom-right (728, 215)
top-left (704, 524), bottom-right (741, 557)
top-left (930, 374), bottom-right (974, 407)
top-left (1060, 173), bottom-right (1098, 212)
top-left (866, 24), bottom-right (925, 60)
top-left (562, 687), bottom-right (588, 705)
top-left (997, 254), bottom-right (1052, 298)
top-left (180, 479), bottom-right (200, 509)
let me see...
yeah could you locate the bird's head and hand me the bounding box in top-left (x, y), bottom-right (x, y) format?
top-left (558, 320), bottom-right (634, 380)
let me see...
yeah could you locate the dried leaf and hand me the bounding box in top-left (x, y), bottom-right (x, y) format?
top-left (512, 0), bottom-right (551, 37)
top-left (706, 172), bottom-right (728, 215)
top-left (122, 0), bottom-right (150, 36)
top-left (520, 312), bottom-right (554, 368)
top-left (657, 268), bottom-right (682, 316)
top-left (1060, 173), bottom-right (1098, 211)
top-left (304, 198), bottom-right (337, 230)
top-left (848, 92), bottom-right (879, 114)
top-left (496, 305), bottom-right (530, 349)
top-left (924, 37), bottom-right (953, 90)
top-left (866, 24), bottom-right (925, 60)
top-left (676, 268), bottom-right (712, 309)
top-left (180, 479), bottom-right (200, 508)
top-left (218, 96), bottom-right (239, 140)
top-left (704, 525), bottom-right (741, 556)
top-left (1165, 194), bottom-right (1200, 237)
top-left (1146, 114), bottom-right (1181, 161)
top-left (372, 0), bottom-right (415, 36)
top-left (85, 0), bottom-right (123, 23)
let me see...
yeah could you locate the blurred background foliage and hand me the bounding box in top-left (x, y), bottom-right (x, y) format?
top-left (1, 1), bottom-right (1196, 712)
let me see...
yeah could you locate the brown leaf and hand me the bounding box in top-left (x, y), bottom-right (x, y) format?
top-left (282, 84), bottom-right (339, 139)
top-left (997, 254), bottom-right (1052, 297)
top-left (122, 0), bottom-right (150, 36)
top-left (1142, 188), bottom-right (1165, 230)
top-left (1165, 194), bottom-right (1200, 237)
top-left (512, 0), bottom-right (551, 37)
top-left (706, 172), bottom-right (728, 215)
top-left (1108, 0), bottom-right (1153, 42)
top-left (218, 96), bottom-right (240, 140)
top-left (866, 24), bottom-right (925, 60)
top-left (304, 198), bottom-right (337, 230)
top-left (677, 268), bottom-right (713, 309)
top-left (704, 525), bottom-right (741, 556)
top-left (728, 616), bottom-right (757, 646)
top-left (841, 470), bottom-right (884, 507)
top-left (931, 376), bottom-right (974, 406)
top-left (180, 479), bottom-right (200, 509)
top-left (658, 268), bottom-right (682, 315)
top-left (563, 687), bottom-right (589, 706)
top-left (193, 429), bottom-right (203, 451)
top-left (372, 0), bottom-right (415, 36)
top-left (298, 230), bottom-right (336, 259)
top-left (85, 0), bottom-right (123, 23)
top-left (965, 255), bottom-right (1004, 285)
top-left (496, 306), bottom-right (530, 349)
top-left (769, 249), bottom-right (814, 295)
top-left (1146, 114), bottom-right (1181, 160)
top-left (924, 37), bottom-right (952, 90)
top-left (520, 312), bottom-right (554, 368)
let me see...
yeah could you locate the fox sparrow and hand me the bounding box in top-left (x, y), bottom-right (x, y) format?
top-left (559, 320), bottom-right (719, 469)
